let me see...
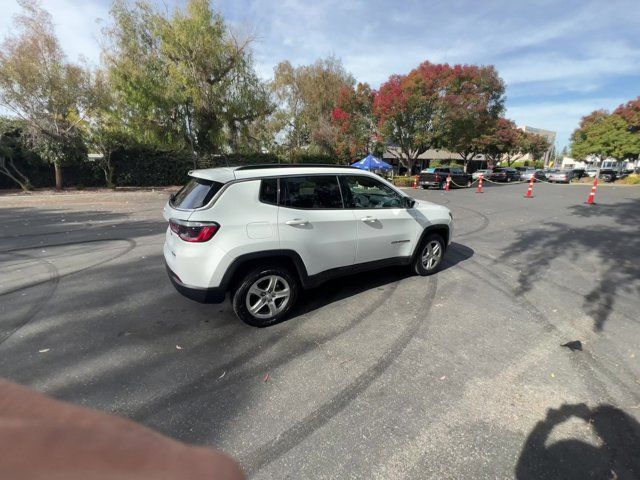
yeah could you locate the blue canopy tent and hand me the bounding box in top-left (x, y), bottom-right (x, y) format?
top-left (351, 154), bottom-right (393, 171)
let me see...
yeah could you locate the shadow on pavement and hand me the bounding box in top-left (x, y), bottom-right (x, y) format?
top-left (516, 403), bottom-right (640, 479)
top-left (501, 199), bottom-right (639, 331)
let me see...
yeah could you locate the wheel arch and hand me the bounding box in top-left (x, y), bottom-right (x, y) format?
top-left (221, 250), bottom-right (310, 292)
top-left (411, 224), bottom-right (450, 262)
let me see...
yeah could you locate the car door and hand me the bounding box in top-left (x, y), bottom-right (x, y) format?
top-left (452, 169), bottom-right (466, 186)
top-left (277, 175), bottom-right (357, 276)
top-left (339, 175), bottom-right (417, 264)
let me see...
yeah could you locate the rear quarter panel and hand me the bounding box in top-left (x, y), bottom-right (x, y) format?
top-left (182, 180), bottom-right (280, 288)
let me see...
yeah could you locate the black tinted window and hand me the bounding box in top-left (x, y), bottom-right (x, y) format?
top-left (281, 176), bottom-right (342, 209)
top-left (171, 178), bottom-right (223, 209)
top-left (340, 175), bottom-right (404, 209)
top-left (259, 178), bottom-right (278, 205)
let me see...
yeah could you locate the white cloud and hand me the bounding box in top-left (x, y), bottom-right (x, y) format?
top-left (0, 0), bottom-right (109, 66)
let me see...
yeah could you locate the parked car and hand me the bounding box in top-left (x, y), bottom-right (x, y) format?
top-left (164, 165), bottom-right (453, 326)
top-left (534, 170), bottom-right (547, 181)
top-left (598, 168), bottom-right (618, 182)
top-left (490, 167), bottom-right (520, 182)
top-left (547, 170), bottom-right (572, 183)
top-left (419, 167), bottom-right (472, 189)
top-left (570, 168), bottom-right (587, 180)
top-left (519, 169), bottom-right (537, 181)
top-left (472, 169), bottom-right (492, 180)
top-left (585, 168), bottom-right (598, 178)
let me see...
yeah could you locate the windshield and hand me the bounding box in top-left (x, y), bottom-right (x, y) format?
top-left (170, 177), bottom-right (224, 209)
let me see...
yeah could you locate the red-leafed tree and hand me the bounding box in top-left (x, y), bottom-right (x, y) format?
top-left (439, 64), bottom-right (505, 164)
top-left (374, 62), bottom-right (451, 174)
top-left (331, 82), bottom-right (379, 164)
top-left (614, 97), bottom-right (640, 132)
top-left (373, 61), bottom-right (505, 174)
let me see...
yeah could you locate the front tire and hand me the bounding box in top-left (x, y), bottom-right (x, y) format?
top-left (232, 266), bottom-right (299, 327)
top-left (412, 233), bottom-right (445, 276)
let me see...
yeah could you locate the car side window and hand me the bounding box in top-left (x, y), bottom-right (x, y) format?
top-left (280, 175), bottom-right (343, 209)
top-left (259, 178), bottom-right (278, 205)
top-left (340, 175), bottom-right (404, 209)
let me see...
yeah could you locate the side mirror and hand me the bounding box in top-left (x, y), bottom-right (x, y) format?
top-left (169, 193), bottom-right (176, 202)
top-left (404, 196), bottom-right (416, 208)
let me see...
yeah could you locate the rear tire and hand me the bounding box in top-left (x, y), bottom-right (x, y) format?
top-left (412, 233), bottom-right (445, 276)
top-left (232, 266), bottom-right (299, 327)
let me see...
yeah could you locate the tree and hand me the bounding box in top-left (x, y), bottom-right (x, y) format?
top-left (439, 65), bottom-right (505, 166)
top-left (0, 118), bottom-right (35, 191)
top-left (374, 63), bottom-right (443, 174)
top-left (521, 131), bottom-right (551, 163)
top-left (0, 0), bottom-right (96, 190)
top-left (614, 97), bottom-right (640, 132)
top-left (81, 71), bottom-right (132, 188)
top-left (374, 61), bottom-right (501, 174)
top-left (271, 57), bottom-right (354, 159)
top-left (105, 0), bottom-right (271, 159)
top-left (476, 118), bottom-right (521, 167)
top-left (331, 83), bottom-right (380, 164)
top-left (571, 110), bottom-right (640, 161)
top-left (476, 118), bottom-right (550, 167)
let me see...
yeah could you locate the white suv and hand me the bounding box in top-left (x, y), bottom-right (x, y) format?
top-left (163, 165), bottom-right (453, 326)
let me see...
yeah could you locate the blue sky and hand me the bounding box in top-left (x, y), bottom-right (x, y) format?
top-left (1, 0), bottom-right (639, 149)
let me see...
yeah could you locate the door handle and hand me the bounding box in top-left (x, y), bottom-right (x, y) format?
top-left (285, 218), bottom-right (309, 226)
top-left (360, 216), bottom-right (377, 223)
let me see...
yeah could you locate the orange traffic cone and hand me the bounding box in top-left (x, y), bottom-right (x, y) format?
top-left (445, 176), bottom-right (451, 191)
top-left (476, 174), bottom-right (484, 193)
top-left (524, 177), bottom-right (534, 198)
top-left (586, 177), bottom-right (598, 204)
top-left (412, 175), bottom-right (418, 189)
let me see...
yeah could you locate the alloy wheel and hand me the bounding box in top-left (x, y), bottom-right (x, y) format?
top-left (245, 275), bottom-right (291, 319)
top-left (421, 240), bottom-right (443, 271)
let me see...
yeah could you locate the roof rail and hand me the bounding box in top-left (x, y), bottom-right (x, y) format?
top-left (234, 163), bottom-right (357, 170)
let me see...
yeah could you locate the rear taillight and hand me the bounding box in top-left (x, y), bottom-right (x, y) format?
top-left (169, 219), bottom-right (220, 243)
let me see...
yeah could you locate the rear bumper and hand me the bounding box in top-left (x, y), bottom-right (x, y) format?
top-left (166, 263), bottom-right (226, 303)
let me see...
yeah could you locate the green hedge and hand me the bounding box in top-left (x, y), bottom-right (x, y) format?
top-left (0, 149), bottom-right (296, 189)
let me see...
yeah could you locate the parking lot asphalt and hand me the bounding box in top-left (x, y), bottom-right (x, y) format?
top-left (1, 182), bottom-right (639, 479)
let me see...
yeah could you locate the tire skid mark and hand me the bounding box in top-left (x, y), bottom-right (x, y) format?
top-left (458, 257), bottom-right (640, 404)
top-left (0, 252), bottom-right (59, 346)
top-left (0, 224), bottom-right (162, 244)
top-left (133, 280), bottom-right (403, 424)
top-left (0, 238), bottom-right (137, 347)
top-left (446, 203), bottom-right (490, 239)
top-left (0, 239), bottom-right (137, 297)
top-left (242, 276), bottom-right (438, 476)
top-left (465, 251), bottom-right (640, 399)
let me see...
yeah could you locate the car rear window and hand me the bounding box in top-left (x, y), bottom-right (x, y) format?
top-left (171, 177), bottom-right (224, 209)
